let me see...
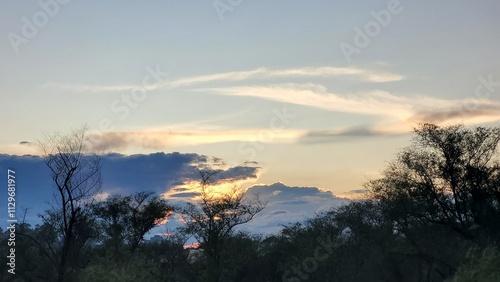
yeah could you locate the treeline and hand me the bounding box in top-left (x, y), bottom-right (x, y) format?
top-left (2, 123), bottom-right (500, 281)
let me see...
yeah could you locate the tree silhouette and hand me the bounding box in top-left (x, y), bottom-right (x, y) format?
top-left (38, 126), bottom-right (102, 282)
top-left (180, 169), bottom-right (265, 282)
top-left (368, 123), bottom-right (500, 243)
top-left (93, 191), bottom-right (173, 254)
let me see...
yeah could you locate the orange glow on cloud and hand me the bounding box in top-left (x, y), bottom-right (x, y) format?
top-left (183, 242), bottom-right (201, 249)
top-left (89, 128), bottom-right (304, 152)
top-left (163, 172), bottom-right (261, 202)
top-left (154, 210), bottom-right (174, 225)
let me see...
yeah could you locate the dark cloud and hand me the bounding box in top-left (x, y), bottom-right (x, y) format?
top-left (171, 187), bottom-right (191, 192)
top-left (168, 192), bottom-right (201, 198)
top-left (299, 103), bottom-right (500, 145)
top-left (178, 163), bottom-right (260, 186)
top-left (0, 154), bottom-right (51, 224)
top-left (247, 182), bottom-right (342, 200)
top-left (347, 189), bottom-right (366, 194)
top-left (299, 126), bottom-right (406, 144)
top-left (0, 155), bottom-right (351, 235)
top-left (411, 103), bottom-right (500, 123)
top-left (215, 165), bottom-right (260, 183)
top-left (269, 210), bottom-right (287, 216)
top-left (99, 152), bottom-right (206, 194)
top-left (89, 132), bottom-right (131, 152)
top-left (0, 152), bottom-right (259, 225)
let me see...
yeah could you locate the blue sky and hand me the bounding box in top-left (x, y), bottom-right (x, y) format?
top-left (1, 1), bottom-right (500, 210)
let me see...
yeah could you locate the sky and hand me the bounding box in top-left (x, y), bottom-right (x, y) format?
top-left (1, 1), bottom-right (500, 233)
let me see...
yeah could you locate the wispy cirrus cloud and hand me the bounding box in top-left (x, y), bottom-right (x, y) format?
top-left (200, 84), bottom-right (414, 119)
top-left (202, 83), bottom-right (500, 140)
top-left (40, 65), bottom-right (500, 145)
top-left (41, 66), bottom-right (403, 93)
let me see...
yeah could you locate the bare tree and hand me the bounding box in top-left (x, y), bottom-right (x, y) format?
top-left (180, 169), bottom-right (265, 282)
top-left (39, 126), bottom-right (102, 282)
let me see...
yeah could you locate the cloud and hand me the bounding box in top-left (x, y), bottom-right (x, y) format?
top-left (298, 101), bottom-right (500, 144)
top-left (298, 125), bottom-right (405, 144)
top-left (160, 182), bottom-right (351, 235)
top-left (41, 66), bottom-right (403, 93)
top-left (40, 64), bottom-right (500, 145)
top-left (0, 154), bottom-right (354, 235)
top-left (168, 192), bottom-right (200, 198)
top-left (0, 152), bottom-right (259, 224)
top-left (205, 84), bottom-right (500, 121)
top-left (203, 85), bottom-right (414, 119)
top-left (336, 189), bottom-right (370, 200)
top-left (215, 166), bottom-right (260, 183)
top-left (88, 128), bottom-right (304, 152)
top-left (40, 83), bottom-right (138, 93)
top-left (239, 182), bottom-right (350, 234)
top-left (411, 102), bottom-right (500, 125)
top-left (202, 84), bottom-right (500, 142)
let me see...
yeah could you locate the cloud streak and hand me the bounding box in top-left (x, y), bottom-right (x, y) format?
top-left (89, 127), bottom-right (304, 152)
top-left (41, 66), bottom-right (403, 93)
top-left (202, 84), bottom-right (414, 118)
top-left (41, 65), bottom-right (500, 145)
top-left (204, 84), bottom-right (500, 139)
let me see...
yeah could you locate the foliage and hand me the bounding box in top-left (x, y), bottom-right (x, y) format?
top-left (93, 191), bottom-right (173, 253)
top-left (179, 169), bottom-right (265, 282)
top-left (77, 251), bottom-right (161, 282)
top-left (369, 123), bottom-right (500, 243)
top-left (446, 247), bottom-right (500, 282)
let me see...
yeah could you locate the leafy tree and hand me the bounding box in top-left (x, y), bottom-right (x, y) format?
top-left (180, 169), bottom-right (265, 282)
top-left (1, 223), bottom-right (56, 281)
top-left (447, 247), bottom-right (500, 282)
top-left (93, 191), bottom-right (173, 253)
top-left (140, 233), bottom-right (192, 281)
top-left (77, 251), bottom-right (161, 282)
top-left (368, 123), bottom-right (500, 244)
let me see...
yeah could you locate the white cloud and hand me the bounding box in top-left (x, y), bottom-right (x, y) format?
top-left (202, 84), bottom-right (412, 118)
top-left (89, 127), bottom-right (304, 152)
top-left (161, 182), bottom-right (351, 235)
top-left (240, 182), bottom-right (350, 234)
top-left (41, 66), bottom-right (403, 93)
top-left (204, 84), bottom-right (500, 136)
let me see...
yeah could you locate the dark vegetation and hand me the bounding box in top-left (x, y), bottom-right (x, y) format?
top-left (1, 123), bottom-right (500, 281)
